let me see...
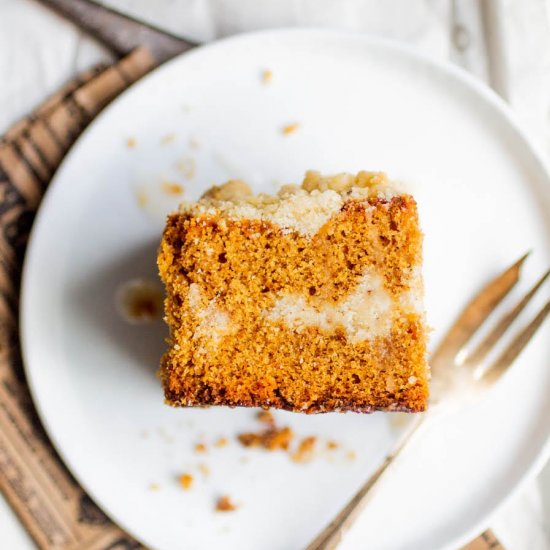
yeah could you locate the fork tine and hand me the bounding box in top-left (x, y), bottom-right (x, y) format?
top-left (461, 268), bottom-right (550, 369)
top-left (481, 298), bottom-right (550, 385)
top-left (430, 252), bottom-right (530, 372)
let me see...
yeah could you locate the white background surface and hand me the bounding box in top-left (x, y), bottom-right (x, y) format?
top-left (2, 1), bottom-right (550, 548)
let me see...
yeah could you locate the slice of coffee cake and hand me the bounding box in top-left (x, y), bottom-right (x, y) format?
top-left (158, 171), bottom-right (428, 413)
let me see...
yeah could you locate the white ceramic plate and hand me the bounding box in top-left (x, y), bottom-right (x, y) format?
top-left (21, 29), bottom-right (550, 550)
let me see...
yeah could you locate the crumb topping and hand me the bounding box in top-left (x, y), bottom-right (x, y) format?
top-left (178, 171), bottom-right (401, 237)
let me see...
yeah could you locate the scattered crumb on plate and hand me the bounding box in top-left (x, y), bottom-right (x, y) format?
top-left (175, 157), bottom-right (196, 179)
top-left (215, 495), bottom-right (238, 512)
top-left (281, 122), bottom-right (300, 135)
top-left (195, 442), bottom-right (207, 454)
top-left (161, 133), bottom-right (176, 145)
top-left (326, 440), bottom-right (339, 450)
top-left (215, 437), bottom-right (229, 448)
top-left (161, 181), bottom-right (184, 196)
top-left (126, 137), bottom-right (137, 148)
top-left (291, 436), bottom-right (317, 463)
top-left (237, 426), bottom-right (293, 451)
top-left (135, 188), bottom-right (148, 208)
top-left (346, 450), bottom-right (357, 461)
top-left (261, 69), bottom-right (273, 84)
top-left (115, 279), bottom-right (164, 324)
top-left (149, 483), bottom-right (160, 491)
top-left (256, 410), bottom-right (274, 425)
top-left (198, 463), bottom-right (210, 478)
top-left (179, 473), bottom-right (193, 490)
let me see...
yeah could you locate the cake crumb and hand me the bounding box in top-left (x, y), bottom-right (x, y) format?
top-left (149, 483), bottom-right (160, 491)
top-left (237, 426), bottom-right (293, 451)
top-left (215, 495), bottom-right (238, 512)
top-left (256, 410), bottom-right (274, 425)
top-left (261, 69), bottom-right (273, 84)
top-left (115, 279), bottom-right (163, 324)
top-left (126, 137), bottom-right (137, 148)
top-left (281, 122), bottom-right (300, 135)
top-left (135, 189), bottom-right (147, 208)
top-left (346, 451), bottom-right (357, 461)
top-left (178, 473), bottom-right (193, 490)
top-left (291, 436), bottom-right (317, 463)
top-left (195, 443), bottom-right (207, 454)
top-left (198, 463), bottom-right (210, 478)
top-left (161, 181), bottom-right (184, 196)
top-left (215, 437), bottom-right (229, 448)
top-left (326, 440), bottom-right (339, 450)
top-left (176, 157), bottom-right (196, 179)
top-left (161, 133), bottom-right (176, 144)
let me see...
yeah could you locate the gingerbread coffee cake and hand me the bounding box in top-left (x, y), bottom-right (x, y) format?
top-left (158, 171), bottom-right (428, 413)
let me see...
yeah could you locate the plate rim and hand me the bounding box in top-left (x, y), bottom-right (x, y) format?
top-left (19, 27), bottom-right (550, 550)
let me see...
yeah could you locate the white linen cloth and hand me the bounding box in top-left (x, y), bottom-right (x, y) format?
top-left (1, 0), bottom-right (549, 548)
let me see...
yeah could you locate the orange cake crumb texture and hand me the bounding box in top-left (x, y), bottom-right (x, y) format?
top-left (235, 411), bottom-right (354, 464)
top-left (161, 181), bottom-right (184, 196)
top-left (237, 426), bottom-right (293, 451)
top-left (282, 122), bottom-right (300, 135)
top-left (158, 172), bottom-right (428, 413)
top-left (215, 437), bottom-right (229, 448)
top-left (216, 495), bottom-right (238, 512)
top-left (291, 436), bottom-right (317, 463)
top-left (179, 473), bottom-right (193, 490)
top-left (194, 443), bottom-right (207, 454)
top-left (256, 410), bottom-right (275, 425)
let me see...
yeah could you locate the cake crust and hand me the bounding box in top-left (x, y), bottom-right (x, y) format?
top-left (158, 172), bottom-right (429, 413)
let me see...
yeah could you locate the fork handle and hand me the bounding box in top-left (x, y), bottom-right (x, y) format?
top-left (305, 414), bottom-right (428, 550)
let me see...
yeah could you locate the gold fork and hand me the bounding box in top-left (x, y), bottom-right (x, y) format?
top-left (306, 253), bottom-right (550, 550)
